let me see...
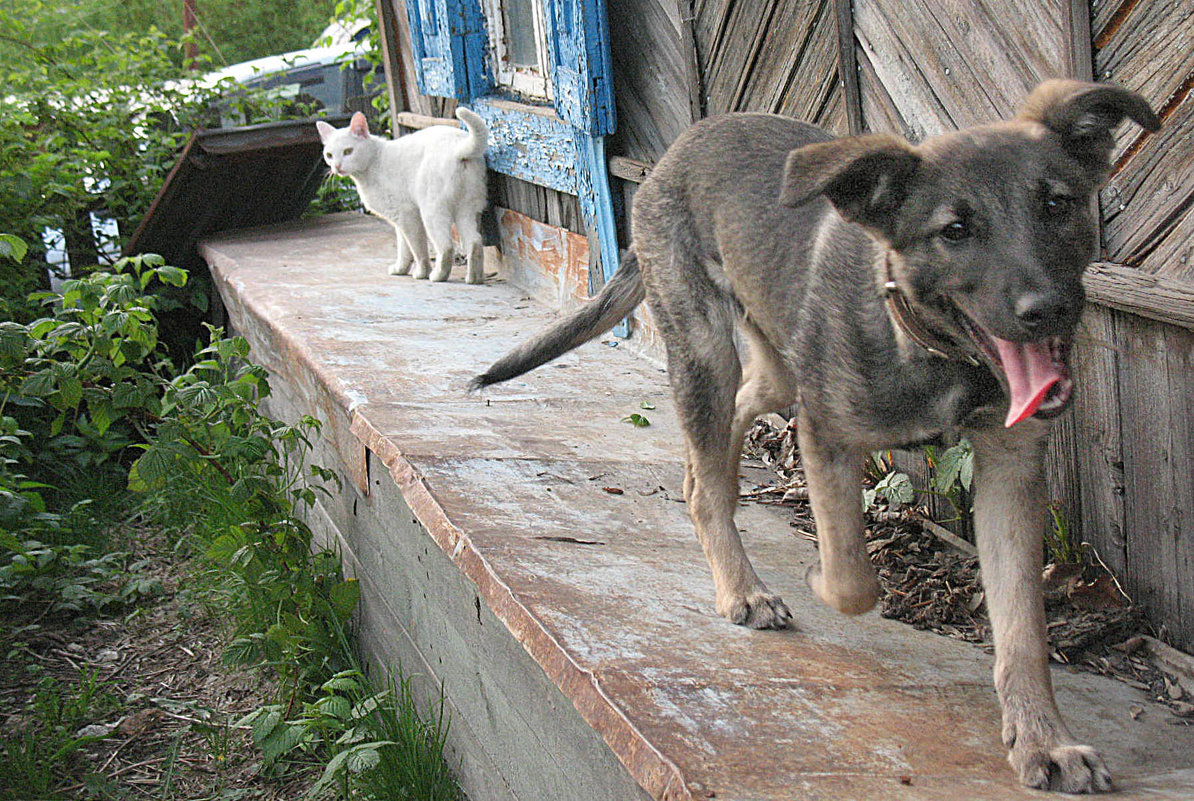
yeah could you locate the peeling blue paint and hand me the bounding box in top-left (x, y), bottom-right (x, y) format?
top-left (472, 99), bottom-right (579, 195)
top-left (407, 0), bottom-right (489, 101)
top-left (544, 0), bottom-right (616, 136)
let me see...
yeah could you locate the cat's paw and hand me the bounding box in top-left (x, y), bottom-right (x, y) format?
top-left (429, 266), bottom-right (452, 282)
top-left (411, 264), bottom-right (431, 280)
top-left (388, 261), bottom-right (412, 276)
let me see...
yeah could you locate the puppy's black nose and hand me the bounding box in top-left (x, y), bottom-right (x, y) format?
top-left (1014, 292), bottom-right (1065, 332)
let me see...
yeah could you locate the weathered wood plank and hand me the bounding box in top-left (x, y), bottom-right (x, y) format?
top-left (856, 44), bottom-right (917, 138)
top-left (1091, 0), bottom-right (1132, 42)
top-left (385, 0), bottom-right (449, 118)
top-left (739, 0), bottom-right (824, 114)
top-left (836, 0), bottom-right (864, 133)
top-left (608, 0), bottom-right (697, 162)
top-left (609, 156), bottom-right (653, 183)
top-left (704, 0), bottom-right (777, 114)
top-left (376, 0), bottom-right (410, 120)
top-left (1083, 261), bottom-right (1194, 329)
top-left (1101, 92), bottom-right (1194, 274)
top-left (853, 0), bottom-right (958, 138)
top-left (1093, 0), bottom-right (1194, 164)
top-left (1118, 318), bottom-right (1194, 652)
top-left (1068, 0), bottom-right (1094, 79)
top-left (1070, 305), bottom-right (1127, 579)
top-left (816, 76), bottom-right (849, 135)
top-left (1139, 196), bottom-right (1194, 282)
top-left (854, 0), bottom-right (1066, 138)
top-left (693, 0), bottom-right (738, 114)
top-left (767, 0), bottom-right (843, 125)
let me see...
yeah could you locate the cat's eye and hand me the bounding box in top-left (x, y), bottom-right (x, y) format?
top-left (324, 152), bottom-right (331, 159)
top-left (343, 147), bottom-right (354, 155)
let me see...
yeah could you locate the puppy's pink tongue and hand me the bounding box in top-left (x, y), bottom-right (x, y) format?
top-left (995, 338), bottom-right (1060, 427)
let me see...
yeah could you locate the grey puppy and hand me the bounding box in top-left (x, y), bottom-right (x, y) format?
top-left (473, 81), bottom-right (1159, 793)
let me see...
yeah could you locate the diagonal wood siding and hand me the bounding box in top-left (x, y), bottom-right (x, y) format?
top-left (1094, 0), bottom-right (1194, 278)
top-left (693, 0), bottom-right (846, 132)
top-left (852, 0), bottom-right (1068, 139)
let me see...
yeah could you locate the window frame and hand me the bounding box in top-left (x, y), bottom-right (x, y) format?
top-left (482, 0), bottom-right (553, 101)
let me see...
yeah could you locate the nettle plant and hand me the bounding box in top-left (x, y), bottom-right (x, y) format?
top-left (130, 327), bottom-right (357, 703)
top-left (0, 250), bottom-right (180, 615)
top-left (865, 439), bottom-right (975, 532)
top-left (4, 254), bottom-right (185, 471)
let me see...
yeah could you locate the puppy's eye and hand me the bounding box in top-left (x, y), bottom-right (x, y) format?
top-left (939, 220), bottom-right (971, 243)
top-left (1044, 193), bottom-right (1074, 216)
top-left (343, 147), bottom-right (354, 155)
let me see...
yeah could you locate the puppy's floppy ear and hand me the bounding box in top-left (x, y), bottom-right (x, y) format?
top-left (779, 135), bottom-right (921, 232)
top-left (1017, 80), bottom-right (1160, 170)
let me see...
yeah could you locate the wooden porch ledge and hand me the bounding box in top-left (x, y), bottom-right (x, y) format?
top-left (199, 212), bottom-right (1194, 801)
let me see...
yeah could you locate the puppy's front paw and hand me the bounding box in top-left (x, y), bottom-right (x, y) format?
top-left (1009, 741), bottom-right (1112, 794)
top-left (718, 589), bottom-right (792, 630)
top-left (805, 563), bottom-right (879, 615)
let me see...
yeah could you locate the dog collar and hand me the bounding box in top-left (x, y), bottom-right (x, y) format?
top-left (883, 253), bottom-right (979, 366)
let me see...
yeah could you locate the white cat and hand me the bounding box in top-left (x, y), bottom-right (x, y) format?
top-left (316, 108), bottom-right (489, 284)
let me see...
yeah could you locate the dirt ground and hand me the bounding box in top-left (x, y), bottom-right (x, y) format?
top-left (0, 526), bottom-right (310, 800)
top-left (742, 418), bottom-right (1194, 723)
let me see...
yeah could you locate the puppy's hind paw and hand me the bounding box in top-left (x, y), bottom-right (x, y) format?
top-left (720, 591), bottom-right (792, 630)
top-left (1012, 743), bottom-right (1112, 794)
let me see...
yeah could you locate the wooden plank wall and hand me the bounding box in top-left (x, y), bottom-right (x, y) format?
top-left (1088, 0), bottom-right (1194, 648)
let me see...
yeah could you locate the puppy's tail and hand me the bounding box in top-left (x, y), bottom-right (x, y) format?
top-left (471, 251), bottom-right (645, 390)
top-left (454, 107), bottom-right (488, 160)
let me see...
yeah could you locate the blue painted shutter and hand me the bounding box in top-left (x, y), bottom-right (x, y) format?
top-left (543, 0), bottom-right (616, 136)
top-left (405, 0), bottom-right (488, 101)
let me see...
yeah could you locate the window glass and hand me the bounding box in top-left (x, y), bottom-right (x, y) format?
top-left (501, 0), bottom-right (539, 68)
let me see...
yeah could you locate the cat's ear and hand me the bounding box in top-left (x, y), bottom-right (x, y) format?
top-left (316, 120), bottom-right (336, 142)
top-left (349, 112), bottom-right (370, 138)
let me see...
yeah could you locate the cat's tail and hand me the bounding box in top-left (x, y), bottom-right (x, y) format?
top-left (470, 250), bottom-right (645, 391)
top-left (454, 107), bottom-right (488, 160)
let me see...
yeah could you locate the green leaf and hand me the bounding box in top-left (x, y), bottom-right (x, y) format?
top-left (126, 460), bottom-right (147, 493)
top-left (0, 234), bottom-right (28, 263)
top-left (321, 672), bottom-right (365, 694)
top-left (57, 377), bottom-right (83, 409)
top-left (314, 694), bottom-right (353, 721)
top-left (933, 440), bottom-right (974, 494)
top-left (129, 446), bottom-right (171, 490)
top-left (92, 402), bottom-right (114, 436)
top-left (259, 722), bottom-right (306, 763)
top-left (345, 744), bottom-right (382, 773)
top-left (155, 264), bottom-right (188, 287)
top-left (329, 578), bottom-right (360, 621)
top-left (640, 401), bottom-right (655, 410)
top-left (21, 370), bottom-right (56, 398)
top-left (305, 742), bottom-right (397, 798)
top-left (621, 413), bottom-right (651, 428)
top-left (874, 471), bottom-right (915, 506)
